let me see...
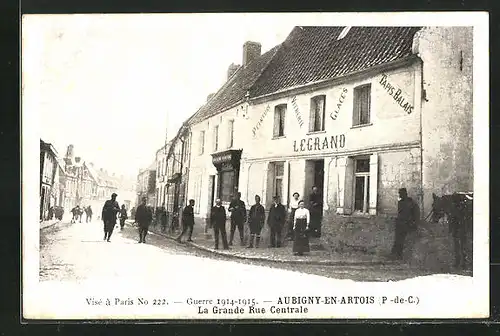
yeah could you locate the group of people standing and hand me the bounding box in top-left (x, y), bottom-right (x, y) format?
top-left (207, 188), bottom-right (323, 256)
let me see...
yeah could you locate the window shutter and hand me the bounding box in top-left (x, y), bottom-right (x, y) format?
top-left (318, 96), bottom-right (325, 131)
top-left (280, 106), bottom-right (286, 136)
top-left (309, 99), bottom-right (316, 132)
top-left (353, 89), bottom-right (360, 126)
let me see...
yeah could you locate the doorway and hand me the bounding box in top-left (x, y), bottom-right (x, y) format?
top-left (305, 159), bottom-right (325, 203)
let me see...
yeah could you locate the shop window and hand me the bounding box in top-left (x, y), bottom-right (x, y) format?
top-left (353, 157), bottom-right (370, 214)
top-left (220, 170), bottom-right (235, 203)
top-left (309, 95), bottom-right (326, 132)
top-left (199, 131), bottom-right (205, 155)
top-left (213, 126), bottom-right (219, 152)
top-left (228, 120), bottom-right (234, 148)
top-left (273, 104), bottom-right (286, 137)
top-left (353, 84), bottom-right (371, 126)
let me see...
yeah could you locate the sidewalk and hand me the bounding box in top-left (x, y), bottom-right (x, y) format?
top-left (145, 220), bottom-right (401, 267)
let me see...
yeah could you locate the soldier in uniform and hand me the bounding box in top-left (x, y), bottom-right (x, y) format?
top-left (390, 188), bottom-right (420, 260)
top-left (267, 196), bottom-right (287, 248)
top-left (176, 199), bottom-right (195, 243)
top-left (228, 192), bottom-right (247, 246)
top-left (247, 195), bottom-right (265, 248)
top-left (211, 198), bottom-right (229, 250)
top-left (101, 193), bottom-right (120, 242)
top-left (135, 197), bottom-right (153, 243)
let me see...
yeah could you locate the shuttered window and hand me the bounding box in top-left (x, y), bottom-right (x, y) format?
top-left (309, 95), bottom-right (326, 132)
top-left (273, 104), bottom-right (286, 137)
top-left (353, 84), bottom-right (371, 126)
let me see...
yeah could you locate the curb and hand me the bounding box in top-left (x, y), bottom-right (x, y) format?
top-left (40, 219), bottom-right (62, 230)
top-left (145, 225), bottom-right (401, 267)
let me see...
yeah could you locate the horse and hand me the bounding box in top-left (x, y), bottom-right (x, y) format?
top-left (431, 192), bottom-right (473, 270)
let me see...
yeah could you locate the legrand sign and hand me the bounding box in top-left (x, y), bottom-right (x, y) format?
top-left (293, 134), bottom-right (346, 152)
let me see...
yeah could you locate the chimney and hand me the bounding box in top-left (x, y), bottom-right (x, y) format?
top-left (242, 41), bottom-right (261, 66)
top-left (65, 144), bottom-right (74, 159)
top-left (207, 93), bottom-right (216, 102)
top-left (227, 63), bottom-right (240, 80)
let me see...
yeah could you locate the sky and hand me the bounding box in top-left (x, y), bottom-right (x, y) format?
top-left (22, 13), bottom-right (303, 179)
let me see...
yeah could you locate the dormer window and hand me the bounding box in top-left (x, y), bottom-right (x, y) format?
top-left (337, 26), bottom-right (351, 41)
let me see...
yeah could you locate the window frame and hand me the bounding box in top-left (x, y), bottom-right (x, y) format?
top-left (213, 125), bottom-right (219, 152)
top-left (199, 130), bottom-right (205, 155)
top-left (273, 104), bottom-right (287, 138)
top-left (310, 95), bottom-right (326, 132)
top-left (273, 161), bottom-right (285, 200)
top-left (228, 119), bottom-right (235, 148)
top-left (352, 84), bottom-right (372, 127)
top-left (353, 157), bottom-right (370, 214)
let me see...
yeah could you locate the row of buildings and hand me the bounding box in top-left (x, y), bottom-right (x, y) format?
top-left (139, 26), bottom-right (473, 267)
top-left (40, 141), bottom-right (136, 221)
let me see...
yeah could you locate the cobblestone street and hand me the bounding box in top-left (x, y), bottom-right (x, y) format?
top-left (40, 219), bottom-right (438, 283)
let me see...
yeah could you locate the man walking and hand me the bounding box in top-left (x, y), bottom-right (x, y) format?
top-left (102, 193), bottom-right (120, 242)
top-left (176, 199), bottom-right (195, 243)
top-left (86, 205), bottom-right (93, 223)
top-left (135, 197), bottom-right (153, 243)
top-left (247, 195), bottom-right (265, 248)
top-left (267, 196), bottom-right (287, 248)
top-left (228, 192), bottom-right (247, 246)
top-left (390, 188), bottom-right (420, 260)
top-left (119, 204), bottom-right (128, 230)
top-left (211, 198), bottom-right (229, 250)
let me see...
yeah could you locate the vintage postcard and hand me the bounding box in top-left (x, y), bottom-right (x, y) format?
top-left (22, 12), bottom-right (489, 320)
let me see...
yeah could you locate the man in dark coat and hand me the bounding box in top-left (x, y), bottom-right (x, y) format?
top-left (228, 192), bottom-right (247, 246)
top-left (102, 193), bottom-right (120, 242)
top-left (86, 205), bottom-right (93, 223)
top-left (211, 198), bottom-right (229, 250)
top-left (309, 186), bottom-right (323, 237)
top-left (71, 205), bottom-right (81, 224)
top-left (267, 196), bottom-right (287, 248)
top-left (135, 197), bottom-right (153, 243)
top-left (176, 199), bottom-right (195, 242)
top-left (390, 188), bottom-right (420, 260)
top-left (247, 195), bottom-right (266, 248)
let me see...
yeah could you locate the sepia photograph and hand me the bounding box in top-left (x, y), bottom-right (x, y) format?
top-left (22, 12), bottom-right (489, 320)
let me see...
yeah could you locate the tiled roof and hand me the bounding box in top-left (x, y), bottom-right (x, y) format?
top-left (188, 44), bottom-right (281, 125)
top-left (250, 26), bottom-right (422, 97)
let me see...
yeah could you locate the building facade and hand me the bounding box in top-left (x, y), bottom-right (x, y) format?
top-left (155, 142), bottom-right (170, 208)
top-left (40, 139), bottom-right (59, 221)
top-left (184, 26), bottom-right (473, 269)
top-left (136, 163), bottom-right (157, 207)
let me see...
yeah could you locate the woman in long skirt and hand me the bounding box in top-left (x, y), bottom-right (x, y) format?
top-left (293, 200), bottom-right (310, 256)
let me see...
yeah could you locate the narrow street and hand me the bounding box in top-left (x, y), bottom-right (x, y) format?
top-left (40, 220), bottom-right (436, 283)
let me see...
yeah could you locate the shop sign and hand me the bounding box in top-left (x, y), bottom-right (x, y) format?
top-left (379, 74), bottom-right (414, 114)
top-left (293, 134), bottom-right (346, 152)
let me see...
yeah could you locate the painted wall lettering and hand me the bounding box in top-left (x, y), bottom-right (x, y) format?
top-left (252, 104), bottom-right (271, 137)
top-left (293, 134), bottom-right (346, 152)
top-left (290, 96), bottom-right (304, 128)
top-left (379, 73), bottom-right (414, 114)
top-left (330, 88), bottom-right (348, 120)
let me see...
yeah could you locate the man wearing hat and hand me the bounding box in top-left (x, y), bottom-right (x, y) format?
top-left (390, 188), bottom-right (420, 260)
top-left (101, 193), bottom-right (120, 242)
top-left (135, 197), bottom-right (153, 243)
